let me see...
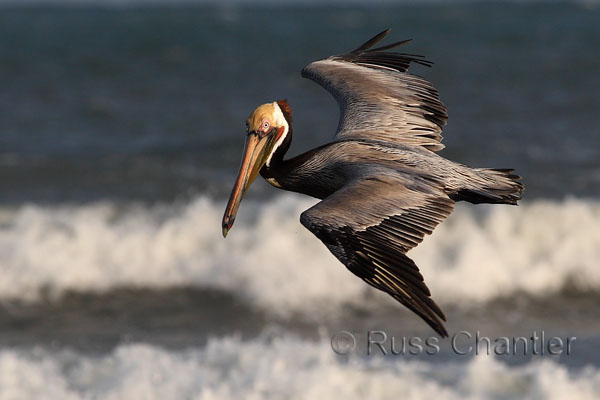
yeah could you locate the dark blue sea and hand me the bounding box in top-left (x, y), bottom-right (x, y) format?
top-left (0, 1), bottom-right (599, 398)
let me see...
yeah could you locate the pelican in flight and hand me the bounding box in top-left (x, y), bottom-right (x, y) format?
top-left (222, 29), bottom-right (523, 337)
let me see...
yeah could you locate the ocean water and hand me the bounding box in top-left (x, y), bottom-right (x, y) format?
top-left (1, 1), bottom-right (600, 399)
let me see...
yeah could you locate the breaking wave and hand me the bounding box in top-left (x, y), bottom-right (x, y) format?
top-left (0, 194), bottom-right (599, 312)
top-left (1, 334), bottom-right (599, 400)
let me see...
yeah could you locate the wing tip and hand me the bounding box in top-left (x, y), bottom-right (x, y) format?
top-left (415, 298), bottom-right (448, 337)
top-left (436, 324), bottom-right (449, 338)
top-left (350, 29), bottom-right (415, 55)
top-left (351, 28), bottom-right (392, 53)
top-left (332, 31), bottom-right (432, 73)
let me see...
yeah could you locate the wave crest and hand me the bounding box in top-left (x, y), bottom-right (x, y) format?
top-left (1, 335), bottom-right (600, 399)
top-left (1, 195), bottom-right (598, 312)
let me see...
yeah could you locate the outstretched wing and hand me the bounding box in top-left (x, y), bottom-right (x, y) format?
top-left (300, 173), bottom-right (454, 337)
top-left (301, 29), bottom-right (448, 152)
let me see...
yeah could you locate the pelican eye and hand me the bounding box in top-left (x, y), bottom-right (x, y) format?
top-left (263, 121), bottom-right (270, 130)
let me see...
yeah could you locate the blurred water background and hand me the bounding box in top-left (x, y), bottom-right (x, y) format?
top-left (1, 1), bottom-right (600, 398)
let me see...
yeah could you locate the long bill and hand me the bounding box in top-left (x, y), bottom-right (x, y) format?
top-left (222, 132), bottom-right (271, 237)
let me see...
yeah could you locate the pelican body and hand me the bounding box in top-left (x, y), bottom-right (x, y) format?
top-left (222, 30), bottom-right (523, 337)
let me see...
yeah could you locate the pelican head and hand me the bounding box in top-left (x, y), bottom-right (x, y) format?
top-left (222, 100), bottom-right (291, 237)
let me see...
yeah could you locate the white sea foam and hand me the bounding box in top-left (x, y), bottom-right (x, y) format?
top-left (0, 334), bottom-right (599, 400)
top-left (0, 195), bottom-right (599, 312)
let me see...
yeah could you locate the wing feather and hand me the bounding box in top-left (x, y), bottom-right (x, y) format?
top-left (301, 29), bottom-right (448, 152)
top-left (300, 173), bottom-right (454, 337)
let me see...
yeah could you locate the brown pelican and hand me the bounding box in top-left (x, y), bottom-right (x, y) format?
top-left (222, 29), bottom-right (523, 337)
